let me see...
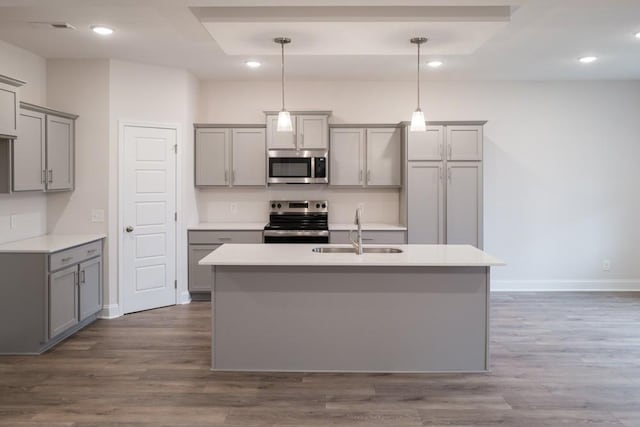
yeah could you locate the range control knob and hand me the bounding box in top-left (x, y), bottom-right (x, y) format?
top-left (277, 203), bottom-right (282, 209)
top-left (321, 203), bottom-right (327, 208)
top-left (271, 203), bottom-right (276, 209)
top-left (315, 203), bottom-right (320, 209)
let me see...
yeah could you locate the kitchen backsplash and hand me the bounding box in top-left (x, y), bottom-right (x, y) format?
top-left (196, 187), bottom-right (400, 224)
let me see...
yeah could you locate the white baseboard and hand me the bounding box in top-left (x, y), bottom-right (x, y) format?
top-left (492, 279), bottom-right (640, 292)
top-left (98, 304), bottom-right (122, 319)
top-left (178, 291), bottom-right (192, 305)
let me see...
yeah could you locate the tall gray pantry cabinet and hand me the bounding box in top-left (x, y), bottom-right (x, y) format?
top-left (403, 122), bottom-right (485, 248)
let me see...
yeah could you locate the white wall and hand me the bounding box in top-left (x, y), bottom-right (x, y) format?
top-left (199, 80), bottom-right (640, 289)
top-left (108, 60), bottom-right (199, 313)
top-left (0, 40), bottom-right (47, 244)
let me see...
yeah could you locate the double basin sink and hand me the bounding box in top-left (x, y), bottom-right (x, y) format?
top-left (312, 247), bottom-right (403, 254)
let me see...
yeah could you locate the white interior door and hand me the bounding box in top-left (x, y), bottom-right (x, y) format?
top-left (122, 124), bottom-right (177, 314)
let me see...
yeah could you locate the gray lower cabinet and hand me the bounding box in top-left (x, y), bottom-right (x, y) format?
top-left (188, 230), bottom-right (262, 296)
top-left (330, 230), bottom-right (407, 245)
top-left (0, 239), bottom-right (103, 354)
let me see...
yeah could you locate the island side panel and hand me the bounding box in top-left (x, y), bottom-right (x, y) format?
top-left (212, 265), bottom-right (488, 373)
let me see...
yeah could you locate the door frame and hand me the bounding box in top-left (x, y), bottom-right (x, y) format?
top-left (117, 120), bottom-right (183, 315)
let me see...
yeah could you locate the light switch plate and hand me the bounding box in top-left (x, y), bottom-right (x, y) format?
top-left (91, 209), bottom-right (105, 223)
top-left (230, 203), bottom-right (238, 214)
top-left (9, 214), bottom-right (16, 229)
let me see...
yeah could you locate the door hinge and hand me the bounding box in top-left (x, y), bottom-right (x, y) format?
top-left (173, 144), bottom-right (178, 154)
top-left (174, 279), bottom-right (177, 289)
top-left (174, 211), bottom-right (177, 222)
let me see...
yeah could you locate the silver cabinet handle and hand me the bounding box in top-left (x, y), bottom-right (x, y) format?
top-left (448, 145), bottom-right (452, 159)
top-left (61, 256), bottom-right (73, 263)
top-left (73, 271), bottom-right (78, 285)
top-left (48, 170), bottom-right (53, 183)
top-left (231, 170), bottom-right (235, 185)
top-left (125, 226), bottom-right (134, 233)
top-left (87, 249), bottom-right (97, 254)
top-left (224, 170), bottom-right (228, 184)
top-left (367, 170), bottom-right (371, 183)
top-left (300, 133), bottom-right (304, 147)
top-left (439, 166), bottom-right (443, 181)
top-left (41, 170), bottom-right (46, 184)
top-left (362, 238), bottom-right (375, 241)
top-left (217, 237), bottom-right (232, 242)
top-left (80, 270), bottom-right (86, 284)
top-left (447, 167), bottom-right (452, 181)
top-left (439, 144), bottom-right (443, 159)
top-left (359, 170), bottom-right (363, 183)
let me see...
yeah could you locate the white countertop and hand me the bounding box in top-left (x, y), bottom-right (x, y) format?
top-left (0, 234), bottom-right (106, 254)
top-left (188, 222), bottom-right (406, 231)
top-left (199, 244), bottom-right (504, 267)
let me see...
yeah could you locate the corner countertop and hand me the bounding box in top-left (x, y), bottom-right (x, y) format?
top-left (0, 234), bottom-right (106, 254)
top-left (188, 222), bottom-right (406, 231)
top-left (199, 244), bottom-right (505, 267)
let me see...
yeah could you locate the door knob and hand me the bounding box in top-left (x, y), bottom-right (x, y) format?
top-left (125, 226), bottom-right (134, 233)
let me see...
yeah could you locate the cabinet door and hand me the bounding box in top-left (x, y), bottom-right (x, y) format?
top-left (365, 128), bottom-right (401, 187)
top-left (407, 162), bottom-right (444, 244)
top-left (231, 128), bottom-right (266, 186)
top-left (446, 162), bottom-right (482, 248)
top-left (330, 128), bottom-right (364, 186)
top-left (446, 125), bottom-right (483, 161)
top-left (407, 125), bottom-right (443, 161)
top-left (195, 128), bottom-right (230, 186)
top-left (79, 257), bottom-right (102, 321)
top-left (189, 244), bottom-right (220, 292)
top-left (49, 265), bottom-right (79, 338)
top-left (0, 80), bottom-right (19, 139)
top-left (13, 109), bottom-right (45, 191)
top-left (297, 115), bottom-right (328, 149)
top-left (266, 115), bottom-right (297, 149)
top-left (46, 115), bottom-right (74, 190)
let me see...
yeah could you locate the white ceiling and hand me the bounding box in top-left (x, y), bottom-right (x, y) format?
top-left (0, 0), bottom-right (639, 81)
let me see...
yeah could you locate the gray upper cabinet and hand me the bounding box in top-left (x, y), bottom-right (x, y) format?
top-left (446, 162), bottom-right (483, 248)
top-left (407, 125), bottom-right (443, 161)
top-left (407, 162), bottom-right (444, 244)
top-left (0, 75), bottom-right (25, 139)
top-left (13, 109), bottom-right (45, 191)
top-left (366, 128), bottom-right (401, 187)
top-left (231, 128), bottom-right (266, 186)
top-left (46, 115), bottom-right (74, 191)
top-left (49, 265), bottom-right (79, 338)
top-left (446, 125), bottom-right (483, 161)
top-left (79, 257), bottom-right (102, 322)
top-left (195, 126), bottom-right (266, 187)
top-left (266, 115), bottom-right (297, 149)
top-left (195, 128), bottom-right (229, 186)
top-left (330, 128), bottom-right (364, 186)
top-left (296, 115), bottom-right (328, 149)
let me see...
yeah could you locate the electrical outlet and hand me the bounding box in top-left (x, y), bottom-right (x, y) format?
top-left (9, 215), bottom-right (16, 229)
top-left (91, 209), bottom-right (105, 223)
top-left (230, 203), bottom-right (238, 214)
top-left (602, 260), bottom-right (611, 272)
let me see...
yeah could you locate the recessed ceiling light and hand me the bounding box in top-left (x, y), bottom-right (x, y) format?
top-left (91, 25), bottom-right (114, 36)
top-left (245, 61), bottom-right (261, 69)
top-left (579, 56), bottom-right (597, 64)
top-left (427, 60), bottom-right (443, 68)
top-left (635, 31), bottom-right (640, 39)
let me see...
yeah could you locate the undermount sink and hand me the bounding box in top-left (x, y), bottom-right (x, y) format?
top-left (312, 247), bottom-right (403, 254)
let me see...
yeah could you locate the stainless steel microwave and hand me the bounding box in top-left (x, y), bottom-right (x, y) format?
top-left (267, 150), bottom-right (328, 184)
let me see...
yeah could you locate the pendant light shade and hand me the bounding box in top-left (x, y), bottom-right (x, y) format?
top-left (274, 37), bottom-right (293, 132)
top-left (409, 37), bottom-right (428, 132)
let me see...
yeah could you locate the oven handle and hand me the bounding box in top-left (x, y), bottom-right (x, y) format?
top-left (263, 230), bottom-right (330, 237)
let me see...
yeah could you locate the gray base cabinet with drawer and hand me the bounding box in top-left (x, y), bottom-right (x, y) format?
top-left (0, 239), bottom-right (104, 354)
top-left (330, 230), bottom-right (407, 245)
top-left (188, 230), bottom-right (262, 299)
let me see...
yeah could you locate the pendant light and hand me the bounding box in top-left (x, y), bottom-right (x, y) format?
top-left (410, 37), bottom-right (428, 132)
top-left (274, 37), bottom-right (293, 132)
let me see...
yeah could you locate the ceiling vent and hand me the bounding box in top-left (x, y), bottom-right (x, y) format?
top-left (29, 22), bottom-right (76, 30)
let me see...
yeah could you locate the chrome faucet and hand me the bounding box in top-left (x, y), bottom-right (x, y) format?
top-left (350, 207), bottom-right (364, 255)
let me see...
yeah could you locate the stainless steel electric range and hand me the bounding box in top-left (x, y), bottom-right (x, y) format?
top-left (263, 200), bottom-right (329, 244)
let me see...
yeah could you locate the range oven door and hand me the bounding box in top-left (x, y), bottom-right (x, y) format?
top-left (267, 150), bottom-right (328, 184)
top-left (263, 230), bottom-right (330, 244)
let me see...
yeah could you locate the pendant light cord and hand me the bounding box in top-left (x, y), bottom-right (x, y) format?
top-left (281, 41), bottom-right (285, 111)
top-left (416, 42), bottom-right (421, 110)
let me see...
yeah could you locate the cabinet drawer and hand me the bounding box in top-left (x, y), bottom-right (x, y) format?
top-left (188, 230), bottom-right (263, 244)
top-left (330, 230), bottom-right (406, 245)
top-left (49, 240), bottom-right (102, 272)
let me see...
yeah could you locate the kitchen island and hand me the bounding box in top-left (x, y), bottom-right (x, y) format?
top-left (199, 244), bottom-right (504, 373)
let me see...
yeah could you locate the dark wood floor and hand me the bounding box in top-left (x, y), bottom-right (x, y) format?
top-left (1, 293), bottom-right (640, 426)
